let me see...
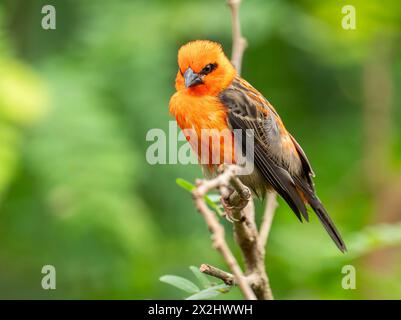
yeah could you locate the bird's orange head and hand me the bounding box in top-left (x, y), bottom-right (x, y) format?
top-left (175, 40), bottom-right (236, 96)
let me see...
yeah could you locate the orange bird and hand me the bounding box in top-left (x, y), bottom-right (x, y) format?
top-left (169, 40), bottom-right (346, 252)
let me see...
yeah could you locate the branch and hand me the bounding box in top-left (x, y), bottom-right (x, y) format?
top-left (259, 193), bottom-right (278, 248)
top-left (228, 0), bottom-right (247, 74)
top-left (193, 165), bottom-right (273, 300)
top-left (192, 170), bottom-right (257, 300)
top-left (200, 264), bottom-right (235, 286)
top-left (231, 193), bottom-right (274, 300)
top-left (199, 263), bottom-right (260, 288)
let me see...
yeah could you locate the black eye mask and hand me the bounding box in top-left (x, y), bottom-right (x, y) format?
top-left (199, 63), bottom-right (217, 75)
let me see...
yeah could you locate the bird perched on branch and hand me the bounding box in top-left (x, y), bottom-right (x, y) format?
top-left (169, 40), bottom-right (346, 252)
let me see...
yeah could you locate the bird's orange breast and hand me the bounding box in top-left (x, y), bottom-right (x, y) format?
top-left (169, 91), bottom-right (235, 168)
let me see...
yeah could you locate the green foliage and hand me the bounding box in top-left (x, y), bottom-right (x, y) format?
top-left (345, 222), bottom-right (401, 259)
top-left (0, 55), bottom-right (48, 196)
top-left (160, 266), bottom-right (231, 300)
top-left (189, 266), bottom-right (211, 289)
top-left (160, 275), bottom-right (200, 294)
top-left (186, 284), bottom-right (231, 300)
top-left (176, 178), bottom-right (224, 216)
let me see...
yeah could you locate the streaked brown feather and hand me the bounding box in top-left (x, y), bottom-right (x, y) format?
top-left (219, 76), bottom-right (346, 252)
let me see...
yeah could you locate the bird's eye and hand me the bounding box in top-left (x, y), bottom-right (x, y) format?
top-left (201, 63), bottom-right (217, 75)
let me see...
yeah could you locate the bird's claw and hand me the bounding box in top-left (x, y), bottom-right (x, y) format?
top-left (221, 195), bottom-right (240, 222)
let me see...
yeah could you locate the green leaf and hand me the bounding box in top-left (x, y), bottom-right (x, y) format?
top-left (176, 178), bottom-right (195, 192)
top-left (176, 178), bottom-right (224, 216)
top-left (206, 194), bottom-right (221, 203)
top-left (185, 284), bottom-right (231, 300)
top-left (204, 196), bottom-right (224, 216)
top-left (160, 275), bottom-right (200, 293)
top-left (189, 266), bottom-right (211, 288)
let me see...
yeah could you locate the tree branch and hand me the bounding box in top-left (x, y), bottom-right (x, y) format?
top-left (192, 169), bottom-right (257, 300)
top-left (231, 193), bottom-right (274, 300)
top-left (227, 0), bottom-right (247, 74)
top-left (259, 193), bottom-right (278, 248)
top-left (193, 165), bottom-right (274, 299)
top-left (200, 264), bottom-right (235, 286)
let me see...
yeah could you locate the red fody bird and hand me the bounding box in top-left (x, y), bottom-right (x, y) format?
top-left (169, 40), bottom-right (346, 252)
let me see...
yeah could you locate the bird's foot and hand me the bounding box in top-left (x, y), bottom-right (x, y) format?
top-left (221, 189), bottom-right (248, 222)
top-left (221, 200), bottom-right (238, 222)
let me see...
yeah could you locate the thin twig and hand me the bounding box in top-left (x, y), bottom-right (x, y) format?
top-left (227, 0), bottom-right (248, 74)
top-left (259, 193), bottom-right (278, 248)
top-left (200, 264), bottom-right (235, 286)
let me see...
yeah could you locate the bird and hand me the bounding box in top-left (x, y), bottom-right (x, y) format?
top-left (169, 40), bottom-right (346, 252)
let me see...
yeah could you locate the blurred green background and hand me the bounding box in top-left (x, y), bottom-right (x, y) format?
top-left (0, 0), bottom-right (400, 299)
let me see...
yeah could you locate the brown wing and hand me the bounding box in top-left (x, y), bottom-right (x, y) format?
top-left (220, 77), bottom-right (309, 222)
top-left (219, 76), bottom-right (346, 252)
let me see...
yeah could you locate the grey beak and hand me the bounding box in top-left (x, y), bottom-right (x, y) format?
top-left (184, 68), bottom-right (203, 88)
